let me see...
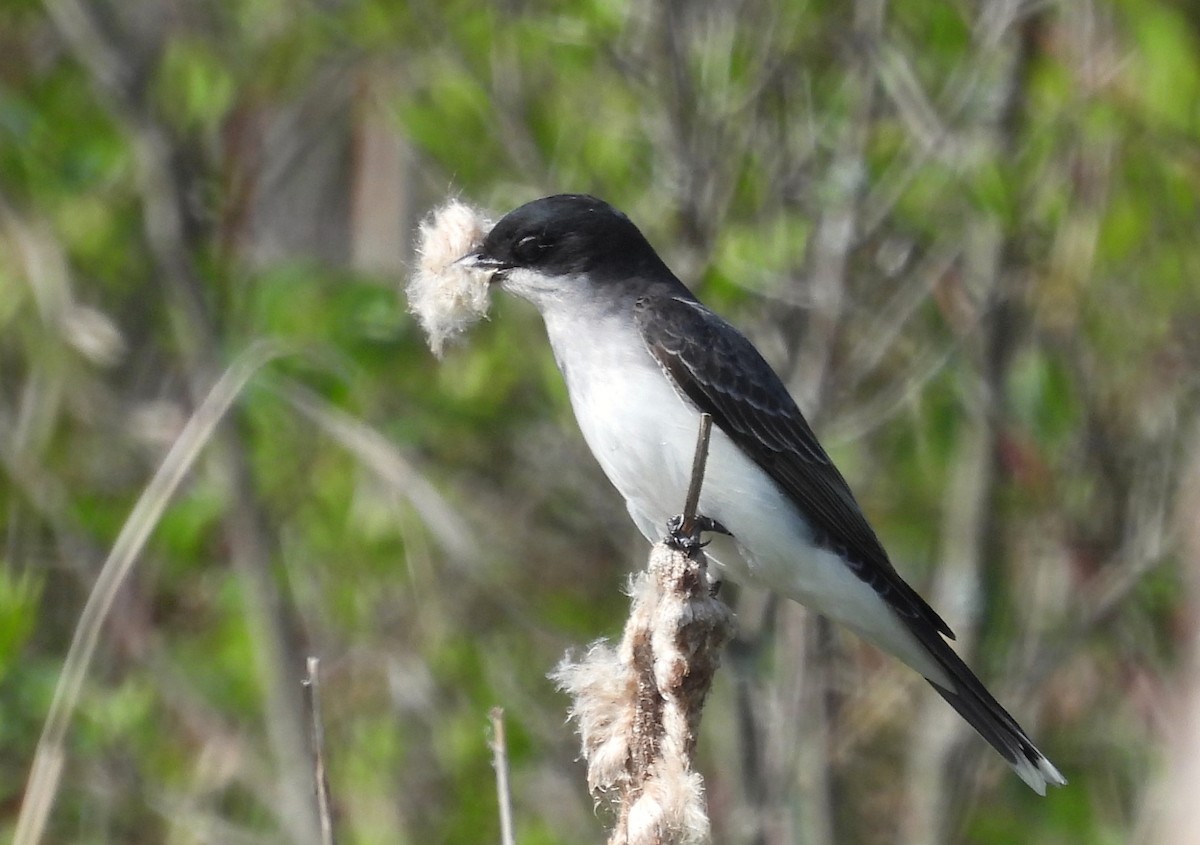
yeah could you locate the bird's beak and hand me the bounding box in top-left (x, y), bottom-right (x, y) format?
top-left (456, 252), bottom-right (508, 281)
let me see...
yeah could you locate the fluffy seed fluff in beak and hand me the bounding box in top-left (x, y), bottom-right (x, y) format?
top-left (405, 200), bottom-right (495, 357)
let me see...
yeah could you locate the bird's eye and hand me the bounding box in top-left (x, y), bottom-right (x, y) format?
top-left (513, 234), bottom-right (551, 264)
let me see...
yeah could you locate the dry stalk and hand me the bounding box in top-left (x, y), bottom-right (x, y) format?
top-left (490, 708), bottom-right (517, 845)
top-left (304, 657), bottom-right (337, 845)
top-left (552, 415), bottom-right (733, 845)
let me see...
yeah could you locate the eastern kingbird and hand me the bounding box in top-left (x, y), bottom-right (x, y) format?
top-left (465, 194), bottom-right (1065, 794)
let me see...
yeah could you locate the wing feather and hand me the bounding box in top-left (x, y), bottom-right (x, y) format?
top-left (635, 294), bottom-right (954, 639)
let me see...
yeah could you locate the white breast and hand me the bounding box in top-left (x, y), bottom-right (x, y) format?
top-left (540, 302), bottom-right (811, 584)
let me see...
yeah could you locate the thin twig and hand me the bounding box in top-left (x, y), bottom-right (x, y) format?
top-left (489, 708), bottom-right (516, 845)
top-left (304, 658), bottom-right (336, 845)
top-left (681, 413), bottom-right (714, 534)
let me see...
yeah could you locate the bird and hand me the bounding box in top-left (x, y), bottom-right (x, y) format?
top-left (462, 193), bottom-right (1065, 794)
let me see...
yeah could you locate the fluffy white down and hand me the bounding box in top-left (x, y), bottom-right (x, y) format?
top-left (406, 200), bottom-right (493, 356)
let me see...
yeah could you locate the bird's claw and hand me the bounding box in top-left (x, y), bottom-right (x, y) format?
top-left (665, 514), bottom-right (731, 553)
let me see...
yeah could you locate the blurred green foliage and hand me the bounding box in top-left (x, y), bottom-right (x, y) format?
top-left (1, 0), bottom-right (1198, 844)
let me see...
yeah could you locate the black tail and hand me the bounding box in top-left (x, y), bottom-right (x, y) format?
top-left (918, 630), bottom-right (1065, 794)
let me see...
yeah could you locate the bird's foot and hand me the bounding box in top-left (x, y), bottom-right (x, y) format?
top-left (665, 514), bottom-right (731, 553)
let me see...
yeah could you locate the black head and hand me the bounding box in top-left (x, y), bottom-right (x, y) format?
top-left (473, 194), bottom-right (674, 284)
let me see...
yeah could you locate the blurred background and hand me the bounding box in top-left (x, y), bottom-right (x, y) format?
top-left (1, 0), bottom-right (1198, 843)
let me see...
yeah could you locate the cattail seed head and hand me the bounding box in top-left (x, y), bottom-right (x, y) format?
top-left (406, 200), bottom-right (494, 356)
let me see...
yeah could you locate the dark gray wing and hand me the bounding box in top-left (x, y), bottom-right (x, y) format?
top-left (635, 293), bottom-right (954, 639)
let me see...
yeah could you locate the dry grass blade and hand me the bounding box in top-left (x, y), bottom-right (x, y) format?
top-left (13, 340), bottom-right (292, 845)
top-left (490, 708), bottom-right (516, 845)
